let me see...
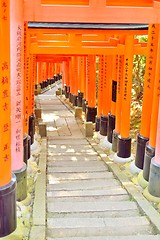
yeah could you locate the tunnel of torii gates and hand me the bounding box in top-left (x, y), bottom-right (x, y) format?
top-left (2, 0), bottom-right (160, 237)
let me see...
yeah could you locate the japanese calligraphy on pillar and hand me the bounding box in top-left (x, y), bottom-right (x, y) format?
top-left (24, 22), bottom-right (30, 132)
top-left (0, 0), bottom-right (11, 186)
top-left (87, 55), bottom-right (96, 107)
top-left (145, 24), bottom-right (159, 90)
top-left (10, 0), bottom-right (24, 171)
top-left (86, 56), bottom-right (90, 92)
top-left (31, 55), bottom-right (36, 114)
top-left (118, 55), bottom-right (123, 95)
top-left (123, 58), bottom-right (129, 101)
top-left (100, 55), bottom-right (104, 92)
top-left (15, 26), bottom-right (23, 154)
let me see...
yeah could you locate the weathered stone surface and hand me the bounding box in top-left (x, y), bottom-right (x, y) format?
top-left (37, 84), bottom-right (158, 240)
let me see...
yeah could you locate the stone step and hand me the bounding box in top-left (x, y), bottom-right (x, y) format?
top-left (48, 144), bottom-right (92, 149)
top-left (47, 166), bottom-right (107, 173)
top-left (48, 139), bottom-right (89, 145)
top-left (47, 161), bottom-right (107, 168)
top-left (42, 110), bottom-right (73, 117)
top-left (47, 172), bottom-right (113, 181)
top-left (47, 155), bottom-right (102, 161)
top-left (47, 200), bottom-right (139, 213)
top-left (48, 151), bottom-right (98, 156)
top-left (47, 235), bottom-right (160, 240)
top-left (48, 135), bottom-right (88, 140)
top-left (47, 179), bottom-right (120, 191)
top-left (47, 216), bottom-right (152, 238)
top-left (47, 194), bottom-right (129, 202)
top-left (47, 188), bottom-right (128, 198)
top-left (48, 146), bottom-right (96, 154)
top-left (40, 100), bottom-right (63, 105)
top-left (47, 207), bottom-right (140, 218)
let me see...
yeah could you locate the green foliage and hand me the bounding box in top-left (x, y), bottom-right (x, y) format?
top-left (132, 54), bottom-right (146, 102)
top-left (132, 35), bottom-right (148, 102)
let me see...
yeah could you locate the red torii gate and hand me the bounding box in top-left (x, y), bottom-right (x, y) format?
top-left (1, 0), bottom-right (160, 237)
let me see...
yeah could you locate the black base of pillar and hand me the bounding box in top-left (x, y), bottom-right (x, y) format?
top-left (100, 115), bottom-right (108, 136)
top-left (72, 95), bottom-right (78, 106)
top-left (69, 93), bottom-right (72, 103)
top-left (95, 116), bottom-right (100, 132)
top-left (77, 92), bottom-right (84, 107)
top-left (54, 75), bottom-right (58, 82)
top-left (112, 130), bottom-right (119, 152)
top-left (64, 86), bottom-right (68, 98)
top-left (51, 78), bottom-right (55, 84)
top-left (28, 135), bottom-right (31, 159)
top-left (23, 134), bottom-right (28, 164)
top-left (0, 174), bottom-right (17, 237)
top-left (117, 136), bottom-right (131, 158)
top-left (86, 107), bottom-right (97, 123)
top-left (107, 113), bottom-right (116, 143)
top-left (143, 142), bottom-right (155, 181)
top-left (148, 158), bottom-right (160, 197)
top-left (14, 163), bottom-right (27, 202)
top-left (29, 114), bottom-right (35, 145)
top-left (135, 134), bottom-right (149, 170)
top-left (82, 99), bottom-right (87, 113)
top-left (64, 85), bottom-right (70, 98)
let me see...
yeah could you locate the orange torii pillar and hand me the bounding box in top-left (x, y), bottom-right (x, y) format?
top-left (107, 55), bottom-right (118, 143)
top-left (54, 62), bottom-right (62, 81)
top-left (40, 62), bottom-right (46, 89)
top-left (115, 35), bottom-right (134, 161)
top-left (34, 61), bottom-right (39, 94)
top-left (44, 61), bottom-right (49, 88)
top-left (86, 55), bottom-right (97, 123)
top-left (135, 24), bottom-right (159, 171)
top-left (148, 89), bottom-right (160, 197)
top-left (0, 0), bottom-right (17, 237)
top-left (45, 61), bottom-right (53, 87)
top-left (95, 55), bottom-right (104, 132)
top-left (63, 60), bottom-right (70, 98)
top-left (11, 0), bottom-right (27, 202)
top-left (36, 61), bottom-right (42, 94)
top-left (148, 97), bottom-right (160, 197)
top-left (112, 54), bottom-right (124, 152)
top-left (24, 22), bottom-right (32, 162)
top-left (51, 62), bottom-right (56, 84)
top-left (82, 57), bottom-right (87, 113)
top-left (49, 62), bottom-right (55, 85)
top-left (69, 56), bottom-right (78, 106)
top-left (77, 56), bottom-right (85, 107)
top-left (27, 55), bottom-right (36, 147)
top-left (100, 55), bottom-right (112, 136)
top-left (143, 26), bottom-right (160, 181)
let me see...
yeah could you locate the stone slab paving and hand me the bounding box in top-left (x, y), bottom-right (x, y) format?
top-left (37, 84), bottom-right (160, 239)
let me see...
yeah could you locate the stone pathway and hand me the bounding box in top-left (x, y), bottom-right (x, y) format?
top-left (38, 84), bottom-right (160, 240)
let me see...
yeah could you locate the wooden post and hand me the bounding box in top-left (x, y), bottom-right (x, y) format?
top-left (82, 57), bottom-right (87, 112)
top-left (112, 54), bottom-right (124, 152)
top-left (77, 57), bottom-right (85, 107)
top-left (135, 24), bottom-right (159, 170)
top-left (86, 55), bottom-right (97, 123)
top-left (24, 22), bottom-right (30, 134)
top-left (100, 55), bottom-right (112, 136)
top-left (70, 56), bottom-right (78, 106)
top-left (143, 25), bottom-right (160, 181)
top-left (0, 0), bottom-right (16, 236)
top-left (107, 55), bottom-right (118, 143)
top-left (11, 0), bottom-right (27, 201)
top-left (116, 35), bottom-right (134, 159)
top-left (63, 60), bottom-right (70, 98)
top-left (95, 55), bottom-right (104, 131)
